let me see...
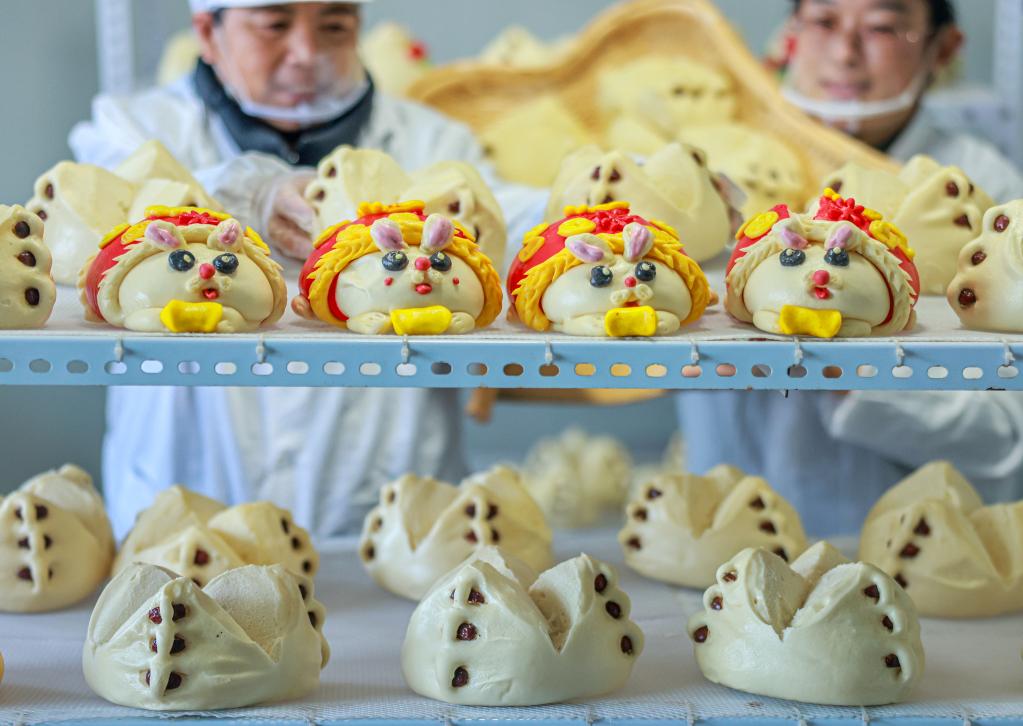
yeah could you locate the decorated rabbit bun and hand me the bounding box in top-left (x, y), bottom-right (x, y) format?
top-left (546, 144), bottom-right (740, 262)
top-left (822, 156), bottom-right (993, 295)
top-left (860, 461), bottom-right (1023, 618)
top-left (79, 207), bottom-right (287, 333)
top-left (726, 190), bottom-right (920, 338)
top-left (1, 464), bottom-right (114, 612)
top-left (947, 201), bottom-right (1023, 332)
top-left (689, 543), bottom-right (924, 706)
top-left (83, 563), bottom-right (329, 710)
top-left (402, 547), bottom-right (643, 706)
top-left (359, 466), bottom-right (553, 601)
top-left (508, 203), bottom-right (711, 337)
top-left (294, 201), bottom-right (502, 335)
top-left (619, 466), bottom-right (808, 589)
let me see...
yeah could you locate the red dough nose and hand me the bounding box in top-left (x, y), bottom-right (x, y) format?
top-left (624, 276), bottom-right (637, 288)
top-left (199, 263), bottom-right (215, 280)
top-left (414, 257), bottom-right (430, 271)
top-left (812, 270), bottom-right (830, 286)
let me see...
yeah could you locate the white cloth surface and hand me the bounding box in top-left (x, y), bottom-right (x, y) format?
top-left (1, 530), bottom-right (1023, 724)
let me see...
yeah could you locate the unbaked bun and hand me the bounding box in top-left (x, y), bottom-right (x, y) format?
top-left (860, 461), bottom-right (1023, 617)
top-left (402, 547), bottom-right (643, 706)
top-left (0, 464), bottom-right (114, 612)
top-left (359, 466), bottom-right (553, 600)
top-left (619, 465), bottom-right (807, 588)
top-left (689, 543), bottom-right (924, 706)
top-left (83, 563), bottom-right (328, 710)
top-left (114, 486), bottom-right (317, 583)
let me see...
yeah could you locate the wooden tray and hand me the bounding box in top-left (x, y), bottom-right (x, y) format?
top-left (408, 0), bottom-right (899, 199)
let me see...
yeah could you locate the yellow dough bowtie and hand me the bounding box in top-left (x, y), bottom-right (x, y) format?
top-left (778, 305), bottom-right (843, 339)
top-left (390, 305), bottom-right (454, 335)
top-left (159, 300), bottom-right (224, 334)
top-left (604, 306), bottom-right (658, 337)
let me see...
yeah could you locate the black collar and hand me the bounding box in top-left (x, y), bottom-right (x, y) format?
top-left (193, 59), bottom-right (375, 167)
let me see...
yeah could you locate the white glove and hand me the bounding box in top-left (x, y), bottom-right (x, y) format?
top-left (263, 172), bottom-right (317, 261)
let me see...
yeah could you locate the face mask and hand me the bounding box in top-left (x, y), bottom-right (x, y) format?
top-left (781, 69), bottom-right (928, 129)
top-left (214, 29), bottom-right (368, 127)
top-left (781, 38), bottom-right (937, 127)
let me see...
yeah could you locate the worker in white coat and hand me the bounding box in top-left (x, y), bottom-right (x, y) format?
top-left (678, 0), bottom-right (1023, 536)
top-left (71, 0), bottom-right (541, 539)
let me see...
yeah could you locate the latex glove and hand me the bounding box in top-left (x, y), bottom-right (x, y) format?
top-left (264, 171), bottom-right (317, 260)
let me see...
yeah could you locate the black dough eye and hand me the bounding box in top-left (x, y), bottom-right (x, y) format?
top-left (824, 248), bottom-right (850, 267)
top-left (779, 249), bottom-right (806, 267)
top-left (635, 261), bottom-right (656, 282)
top-left (213, 253), bottom-right (239, 275)
top-left (430, 252), bottom-right (452, 272)
top-left (382, 251), bottom-right (408, 271)
top-left (168, 250), bottom-right (196, 272)
top-left (590, 266), bottom-right (613, 288)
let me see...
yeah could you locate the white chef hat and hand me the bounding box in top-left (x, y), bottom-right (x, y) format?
top-left (190, 0), bottom-right (373, 13)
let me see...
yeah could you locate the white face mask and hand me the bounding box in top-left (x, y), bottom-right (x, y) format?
top-left (781, 70), bottom-right (928, 130)
top-left (214, 29), bottom-right (368, 127)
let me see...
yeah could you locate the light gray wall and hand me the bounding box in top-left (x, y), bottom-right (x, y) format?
top-left (0, 0), bottom-right (1002, 494)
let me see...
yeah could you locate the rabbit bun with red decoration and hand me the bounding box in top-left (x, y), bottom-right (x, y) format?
top-left (79, 207), bottom-right (287, 334)
top-left (508, 203), bottom-right (711, 337)
top-left (294, 202), bottom-right (502, 335)
top-left (725, 191), bottom-right (920, 339)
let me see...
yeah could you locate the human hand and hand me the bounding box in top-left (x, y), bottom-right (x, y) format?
top-left (266, 172), bottom-right (317, 260)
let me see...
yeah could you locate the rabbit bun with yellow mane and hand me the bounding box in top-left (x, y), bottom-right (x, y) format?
top-left (508, 203), bottom-right (711, 337)
top-left (294, 202), bottom-right (503, 335)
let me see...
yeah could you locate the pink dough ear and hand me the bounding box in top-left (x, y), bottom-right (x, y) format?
top-left (145, 222), bottom-right (182, 250)
top-left (566, 233), bottom-right (609, 263)
top-left (370, 218), bottom-right (406, 252)
top-left (779, 225), bottom-right (809, 250)
top-left (209, 219), bottom-right (242, 250)
top-left (421, 214), bottom-right (455, 253)
top-left (623, 223), bottom-right (653, 262)
top-left (827, 225), bottom-right (854, 250)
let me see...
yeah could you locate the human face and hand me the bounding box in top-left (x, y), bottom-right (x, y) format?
top-left (786, 0), bottom-right (956, 145)
top-left (196, 3), bottom-right (362, 130)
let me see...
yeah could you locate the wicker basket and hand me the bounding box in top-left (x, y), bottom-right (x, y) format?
top-left (408, 0), bottom-right (898, 200)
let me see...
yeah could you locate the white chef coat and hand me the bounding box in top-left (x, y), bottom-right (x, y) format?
top-left (678, 111), bottom-right (1023, 537)
top-left (71, 74), bottom-right (545, 540)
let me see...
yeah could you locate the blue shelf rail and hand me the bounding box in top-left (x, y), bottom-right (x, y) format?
top-left (0, 334), bottom-right (1021, 390)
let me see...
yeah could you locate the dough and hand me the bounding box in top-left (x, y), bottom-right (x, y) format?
top-left (860, 461), bottom-right (1023, 617)
top-left (600, 57), bottom-right (737, 156)
top-left (114, 485), bottom-right (317, 582)
top-left (83, 563), bottom-right (328, 710)
top-left (947, 200), bottom-right (1023, 332)
top-left (27, 162), bottom-right (136, 285)
top-left (619, 466), bottom-right (807, 588)
top-left (681, 123), bottom-right (806, 220)
top-left (726, 191), bottom-right (920, 338)
top-left (305, 146), bottom-right (507, 268)
top-left (359, 466), bottom-right (553, 600)
top-left (401, 547), bottom-right (643, 705)
top-left (478, 95), bottom-right (595, 187)
top-left (28, 141), bottom-right (221, 286)
top-left (821, 155), bottom-right (994, 295)
top-left (79, 208), bottom-right (287, 333)
top-left (360, 22), bottom-right (430, 96)
top-left (0, 464), bottom-right (114, 612)
top-left (0, 205), bottom-right (56, 329)
top-left (547, 143), bottom-right (737, 262)
top-left (521, 428), bottom-right (632, 528)
top-left (478, 26), bottom-right (571, 68)
top-left (295, 202), bottom-right (503, 335)
top-left (509, 203), bottom-right (712, 336)
top-left (689, 543), bottom-right (924, 706)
